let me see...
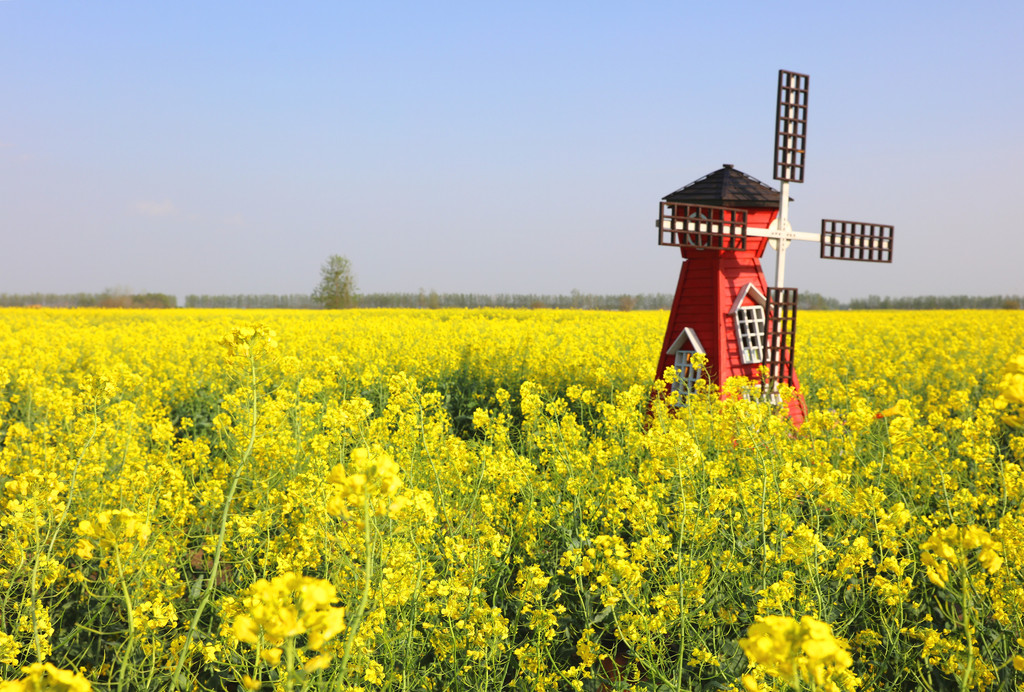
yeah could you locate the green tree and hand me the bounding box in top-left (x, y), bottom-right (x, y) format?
top-left (312, 254), bottom-right (357, 309)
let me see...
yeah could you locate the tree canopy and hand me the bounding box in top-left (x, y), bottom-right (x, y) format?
top-left (311, 255), bottom-right (357, 309)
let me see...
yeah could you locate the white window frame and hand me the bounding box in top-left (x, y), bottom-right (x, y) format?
top-left (729, 283), bottom-right (768, 365)
top-left (666, 327), bottom-right (705, 394)
top-left (734, 305), bottom-right (766, 364)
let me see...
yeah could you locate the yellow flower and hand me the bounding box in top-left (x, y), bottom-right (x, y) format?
top-left (363, 659), bottom-right (385, 685)
top-left (304, 654), bottom-right (332, 673)
top-left (74, 539), bottom-right (94, 560)
top-left (920, 524), bottom-right (1003, 591)
top-left (5, 663), bottom-right (92, 692)
top-left (233, 615), bottom-right (260, 645)
top-left (233, 573), bottom-right (346, 655)
top-left (739, 615), bottom-right (855, 689)
top-left (327, 448), bottom-right (405, 518)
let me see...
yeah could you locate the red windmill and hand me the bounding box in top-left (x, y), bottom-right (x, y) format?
top-left (655, 71), bottom-right (894, 424)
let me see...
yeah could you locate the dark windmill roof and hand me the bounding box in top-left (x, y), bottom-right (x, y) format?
top-left (663, 164), bottom-right (784, 208)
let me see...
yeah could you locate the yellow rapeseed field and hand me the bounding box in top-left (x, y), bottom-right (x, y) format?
top-left (1, 307), bottom-right (1023, 691)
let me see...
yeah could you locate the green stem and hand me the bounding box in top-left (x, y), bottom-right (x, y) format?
top-left (172, 350), bottom-right (260, 689)
top-left (960, 567), bottom-right (974, 692)
top-left (285, 637), bottom-right (297, 692)
top-left (337, 498), bottom-right (374, 688)
top-left (114, 546), bottom-right (136, 692)
top-left (29, 524), bottom-right (43, 662)
top-left (675, 459), bottom-right (688, 690)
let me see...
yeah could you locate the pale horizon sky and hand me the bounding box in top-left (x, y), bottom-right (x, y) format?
top-left (2, 1), bottom-right (1022, 304)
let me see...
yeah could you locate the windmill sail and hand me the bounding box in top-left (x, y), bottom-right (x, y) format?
top-left (774, 70), bottom-right (809, 183)
top-left (763, 287), bottom-right (799, 390)
top-left (820, 220), bottom-right (894, 263)
top-left (658, 203), bottom-right (748, 251)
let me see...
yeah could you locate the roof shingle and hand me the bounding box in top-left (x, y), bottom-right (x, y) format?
top-left (663, 164), bottom-right (784, 208)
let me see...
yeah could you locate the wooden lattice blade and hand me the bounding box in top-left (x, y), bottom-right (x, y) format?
top-left (774, 70), bottom-right (809, 183)
top-left (763, 287), bottom-right (798, 389)
top-left (820, 219), bottom-right (894, 263)
top-left (658, 203), bottom-right (748, 251)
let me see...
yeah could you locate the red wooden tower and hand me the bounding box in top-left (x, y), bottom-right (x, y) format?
top-left (655, 71), bottom-right (894, 425)
top-left (656, 165), bottom-right (804, 418)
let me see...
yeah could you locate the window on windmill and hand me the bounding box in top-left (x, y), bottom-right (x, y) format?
top-left (673, 349), bottom-right (703, 393)
top-left (666, 327), bottom-right (705, 399)
top-left (734, 305), bottom-right (766, 364)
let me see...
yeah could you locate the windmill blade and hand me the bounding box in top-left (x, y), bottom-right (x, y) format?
top-left (774, 70), bottom-right (809, 183)
top-left (658, 203), bottom-right (748, 251)
top-left (763, 287), bottom-right (799, 392)
top-left (820, 220), bottom-right (894, 263)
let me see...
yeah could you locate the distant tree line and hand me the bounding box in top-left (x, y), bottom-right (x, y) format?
top-left (0, 291), bottom-right (177, 308)
top-left (0, 291), bottom-right (674, 310)
top-left (2, 291), bottom-right (1021, 311)
top-left (847, 294), bottom-right (1023, 310)
top-left (355, 291), bottom-right (674, 310)
top-left (184, 294), bottom-right (318, 309)
top-left (182, 292), bottom-right (675, 310)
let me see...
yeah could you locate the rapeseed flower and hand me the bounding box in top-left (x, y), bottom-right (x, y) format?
top-left (994, 354), bottom-right (1024, 426)
top-left (920, 524), bottom-right (1003, 588)
top-left (740, 615), bottom-right (857, 690)
top-left (233, 572), bottom-right (346, 652)
top-left (0, 662), bottom-right (91, 692)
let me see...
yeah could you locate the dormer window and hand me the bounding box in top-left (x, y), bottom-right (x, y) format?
top-left (729, 283), bottom-right (768, 364)
top-left (665, 327), bottom-right (705, 394)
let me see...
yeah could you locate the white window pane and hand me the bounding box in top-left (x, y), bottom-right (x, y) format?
top-left (735, 305), bottom-right (765, 364)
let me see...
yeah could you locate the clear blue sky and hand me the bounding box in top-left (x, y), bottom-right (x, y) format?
top-left (2, 1), bottom-right (1022, 302)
